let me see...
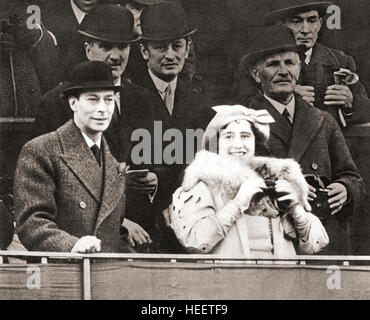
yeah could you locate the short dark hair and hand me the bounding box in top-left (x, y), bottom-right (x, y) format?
top-left (206, 120), bottom-right (271, 157)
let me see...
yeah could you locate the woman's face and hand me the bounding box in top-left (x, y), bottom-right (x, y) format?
top-left (218, 120), bottom-right (255, 161)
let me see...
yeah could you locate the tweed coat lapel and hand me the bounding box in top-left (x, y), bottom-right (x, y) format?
top-left (94, 138), bottom-right (126, 233)
top-left (58, 120), bottom-right (103, 203)
top-left (248, 93), bottom-right (292, 148)
top-left (288, 95), bottom-right (324, 162)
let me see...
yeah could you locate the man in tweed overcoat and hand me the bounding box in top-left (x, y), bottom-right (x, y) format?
top-left (13, 61), bottom-right (130, 253)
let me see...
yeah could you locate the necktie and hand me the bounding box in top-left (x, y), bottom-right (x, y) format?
top-left (111, 101), bottom-right (120, 128)
top-left (163, 84), bottom-right (173, 115)
top-left (91, 144), bottom-right (101, 166)
top-left (304, 51), bottom-right (310, 65)
top-left (282, 108), bottom-right (292, 126)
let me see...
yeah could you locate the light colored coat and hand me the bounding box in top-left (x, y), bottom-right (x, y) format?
top-left (170, 150), bottom-right (329, 257)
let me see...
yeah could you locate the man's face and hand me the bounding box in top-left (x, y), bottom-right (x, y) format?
top-left (72, 0), bottom-right (99, 13)
top-left (284, 10), bottom-right (322, 49)
top-left (125, 1), bottom-right (144, 35)
top-left (85, 41), bottom-right (130, 82)
top-left (218, 120), bottom-right (255, 162)
top-left (140, 38), bottom-right (191, 82)
top-left (251, 51), bottom-right (301, 102)
top-left (69, 90), bottom-right (115, 136)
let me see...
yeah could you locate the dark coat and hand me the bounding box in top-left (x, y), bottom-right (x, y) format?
top-left (128, 70), bottom-right (213, 252)
top-left (14, 120), bottom-right (128, 252)
top-left (232, 43), bottom-right (370, 127)
top-left (42, 1), bottom-right (87, 82)
top-left (299, 43), bottom-right (370, 126)
top-left (244, 93), bottom-right (366, 254)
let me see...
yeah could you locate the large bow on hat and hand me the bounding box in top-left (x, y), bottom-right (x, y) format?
top-left (202, 105), bottom-right (275, 150)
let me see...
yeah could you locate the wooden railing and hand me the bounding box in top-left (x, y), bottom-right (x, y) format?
top-left (1, 251), bottom-right (370, 300)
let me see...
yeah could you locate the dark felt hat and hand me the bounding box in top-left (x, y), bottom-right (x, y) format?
top-left (140, 1), bottom-right (197, 41)
top-left (63, 61), bottom-right (120, 97)
top-left (242, 24), bottom-right (305, 68)
top-left (264, 0), bottom-right (333, 24)
top-left (78, 5), bottom-right (139, 43)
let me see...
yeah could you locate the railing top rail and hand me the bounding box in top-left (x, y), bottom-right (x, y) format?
top-left (2, 250), bottom-right (370, 262)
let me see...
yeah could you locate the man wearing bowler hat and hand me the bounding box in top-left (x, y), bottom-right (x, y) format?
top-left (125, 1), bottom-right (212, 252)
top-left (119, 0), bottom-right (199, 88)
top-left (14, 61), bottom-right (131, 253)
top-left (35, 4), bottom-right (183, 252)
top-left (237, 24), bottom-right (365, 255)
top-left (233, 0), bottom-right (370, 128)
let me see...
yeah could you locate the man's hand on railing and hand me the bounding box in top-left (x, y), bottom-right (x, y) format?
top-left (71, 236), bottom-right (101, 253)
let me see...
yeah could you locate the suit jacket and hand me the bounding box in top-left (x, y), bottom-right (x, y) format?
top-left (232, 43), bottom-right (370, 127)
top-left (126, 70), bottom-right (213, 252)
top-left (14, 120), bottom-right (128, 252)
top-left (244, 93), bottom-right (366, 254)
top-left (299, 43), bottom-right (370, 126)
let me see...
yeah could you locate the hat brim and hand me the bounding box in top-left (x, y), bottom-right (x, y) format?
top-left (242, 44), bottom-right (306, 68)
top-left (134, 0), bottom-right (164, 5)
top-left (62, 84), bottom-right (121, 97)
top-left (78, 30), bottom-right (140, 44)
top-left (264, 2), bottom-right (333, 24)
top-left (141, 28), bottom-right (197, 41)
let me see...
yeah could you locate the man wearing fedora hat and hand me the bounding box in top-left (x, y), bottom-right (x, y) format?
top-left (233, 0), bottom-right (370, 127)
top-left (14, 61), bottom-right (132, 253)
top-left (238, 24), bottom-right (365, 255)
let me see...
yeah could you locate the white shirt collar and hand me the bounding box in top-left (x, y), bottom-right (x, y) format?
top-left (81, 131), bottom-right (102, 149)
top-left (114, 78), bottom-right (121, 114)
top-left (148, 69), bottom-right (177, 96)
top-left (264, 94), bottom-right (295, 121)
top-left (70, 0), bottom-right (87, 24)
top-left (305, 48), bottom-right (313, 65)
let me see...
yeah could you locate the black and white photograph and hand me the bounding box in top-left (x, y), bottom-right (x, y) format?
top-left (0, 0), bottom-right (370, 304)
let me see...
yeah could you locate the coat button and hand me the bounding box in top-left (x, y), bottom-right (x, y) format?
top-left (311, 163), bottom-right (318, 170)
top-left (80, 201), bottom-right (86, 209)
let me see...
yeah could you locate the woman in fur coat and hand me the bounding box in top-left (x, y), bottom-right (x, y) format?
top-left (170, 105), bottom-right (329, 257)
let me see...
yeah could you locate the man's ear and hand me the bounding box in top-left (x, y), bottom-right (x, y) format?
top-left (185, 40), bottom-right (192, 59)
top-left (249, 65), bottom-right (261, 84)
top-left (84, 42), bottom-right (91, 59)
top-left (318, 17), bottom-right (323, 33)
top-left (68, 96), bottom-right (78, 112)
top-left (139, 43), bottom-right (149, 61)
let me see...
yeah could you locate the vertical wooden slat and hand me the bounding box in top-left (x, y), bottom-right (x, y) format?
top-left (0, 256), bottom-right (3, 264)
top-left (83, 258), bottom-right (91, 300)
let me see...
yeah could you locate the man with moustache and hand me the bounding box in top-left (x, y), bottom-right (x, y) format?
top-left (238, 24), bottom-right (365, 254)
top-left (14, 61), bottom-right (130, 253)
top-left (233, 0), bottom-right (370, 128)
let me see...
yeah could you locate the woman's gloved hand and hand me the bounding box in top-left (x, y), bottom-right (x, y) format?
top-left (235, 176), bottom-right (266, 211)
